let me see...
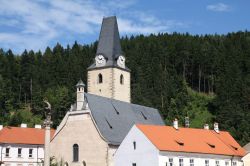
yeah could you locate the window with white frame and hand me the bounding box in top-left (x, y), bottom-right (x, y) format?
top-left (225, 161), bottom-right (229, 166)
top-left (179, 158), bottom-right (184, 166)
top-left (18, 148), bottom-right (22, 157)
top-left (169, 158), bottom-right (173, 166)
top-left (5, 147), bottom-right (10, 157)
top-left (29, 149), bottom-right (33, 158)
top-left (232, 161), bottom-right (237, 166)
top-left (215, 160), bottom-right (220, 166)
top-left (205, 160), bottom-right (209, 166)
top-left (190, 159), bottom-right (194, 166)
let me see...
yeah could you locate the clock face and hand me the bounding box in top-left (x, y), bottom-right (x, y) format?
top-left (117, 55), bottom-right (125, 67)
top-left (95, 55), bottom-right (105, 66)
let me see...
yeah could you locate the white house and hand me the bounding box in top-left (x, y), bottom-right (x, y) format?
top-left (242, 142), bottom-right (250, 166)
top-left (0, 124), bottom-right (55, 166)
top-left (115, 121), bottom-right (246, 166)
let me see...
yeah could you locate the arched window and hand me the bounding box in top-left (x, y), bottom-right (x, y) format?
top-left (73, 144), bottom-right (79, 162)
top-left (64, 162), bottom-right (69, 166)
top-left (98, 74), bottom-right (103, 84)
top-left (120, 74), bottom-right (124, 84)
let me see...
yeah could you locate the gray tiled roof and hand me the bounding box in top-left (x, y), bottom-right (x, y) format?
top-left (244, 142), bottom-right (250, 152)
top-left (85, 93), bottom-right (165, 145)
top-left (88, 16), bottom-right (129, 71)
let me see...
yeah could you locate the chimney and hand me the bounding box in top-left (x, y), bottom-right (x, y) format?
top-left (35, 124), bottom-right (42, 129)
top-left (76, 80), bottom-right (85, 111)
top-left (173, 119), bottom-right (178, 130)
top-left (0, 125), bottom-right (3, 130)
top-left (185, 117), bottom-right (190, 128)
top-left (204, 124), bottom-right (209, 130)
top-left (21, 123), bottom-right (27, 128)
top-left (214, 122), bottom-right (219, 133)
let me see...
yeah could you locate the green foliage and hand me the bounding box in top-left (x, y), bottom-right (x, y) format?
top-left (185, 87), bottom-right (215, 128)
top-left (0, 31), bottom-right (249, 145)
top-left (9, 107), bottom-right (42, 127)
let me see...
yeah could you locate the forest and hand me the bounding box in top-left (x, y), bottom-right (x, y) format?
top-left (0, 31), bottom-right (249, 145)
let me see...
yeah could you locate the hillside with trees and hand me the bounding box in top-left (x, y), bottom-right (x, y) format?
top-left (0, 31), bottom-right (249, 145)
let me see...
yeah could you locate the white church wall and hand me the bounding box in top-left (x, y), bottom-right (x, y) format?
top-left (114, 125), bottom-right (159, 166)
top-left (50, 111), bottom-right (109, 166)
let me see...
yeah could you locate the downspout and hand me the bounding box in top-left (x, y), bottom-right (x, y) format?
top-left (230, 155), bottom-right (234, 166)
top-left (37, 146), bottom-right (39, 164)
top-left (106, 146), bottom-right (109, 166)
top-left (0, 144), bottom-right (3, 166)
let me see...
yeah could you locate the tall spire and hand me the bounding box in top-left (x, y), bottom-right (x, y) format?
top-left (96, 16), bottom-right (122, 63)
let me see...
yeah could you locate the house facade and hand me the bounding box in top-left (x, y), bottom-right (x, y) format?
top-left (115, 122), bottom-right (246, 166)
top-left (0, 124), bottom-right (54, 166)
top-left (242, 142), bottom-right (250, 166)
top-left (50, 16), bottom-right (164, 166)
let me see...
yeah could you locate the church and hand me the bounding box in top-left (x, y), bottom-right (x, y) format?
top-left (50, 16), bottom-right (164, 166)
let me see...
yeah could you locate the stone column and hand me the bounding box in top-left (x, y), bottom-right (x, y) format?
top-left (43, 100), bottom-right (52, 166)
top-left (44, 125), bottom-right (50, 166)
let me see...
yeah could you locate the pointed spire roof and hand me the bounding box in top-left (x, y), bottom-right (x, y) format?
top-left (96, 16), bottom-right (122, 61)
top-left (88, 16), bottom-right (130, 71)
top-left (76, 79), bottom-right (85, 87)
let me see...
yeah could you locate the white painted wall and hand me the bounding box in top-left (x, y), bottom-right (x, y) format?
top-left (242, 153), bottom-right (250, 166)
top-left (115, 125), bottom-right (244, 166)
top-left (0, 144), bottom-right (44, 166)
top-left (115, 125), bottom-right (159, 166)
top-left (159, 151), bottom-right (243, 166)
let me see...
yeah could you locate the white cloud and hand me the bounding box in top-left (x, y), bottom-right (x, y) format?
top-left (206, 3), bottom-right (231, 12)
top-left (0, 0), bottom-right (187, 53)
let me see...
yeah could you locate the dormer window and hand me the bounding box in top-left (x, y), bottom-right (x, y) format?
top-left (207, 143), bottom-right (215, 148)
top-left (98, 74), bottom-right (103, 84)
top-left (176, 140), bottom-right (184, 146)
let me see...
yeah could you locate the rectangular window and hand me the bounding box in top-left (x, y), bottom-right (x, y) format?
top-left (205, 160), bottom-right (209, 166)
top-left (215, 160), bottom-right (220, 166)
top-left (179, 158), bottom-right (184, 166)
top-left (232, 161), bottom-right (237, 166)
top-left (18, 148), bottom-right (22, 157)
top-left (225, 161), bottom-right (229, 166)
top-left (132, 163), bottom-right (136, 166)
top-left (5, 147), bottom-right (10, 157)
top-left (29, 149), bottom-right (33, 158)
top-left (190, 159), bottom-right (194, 166)
top-left (169, 158), bottom-right (173, 166)
top-left (133, 141), bottom-right (136, 150)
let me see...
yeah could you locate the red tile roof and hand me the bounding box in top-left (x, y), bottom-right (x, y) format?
top-left (0, 126), bottom-right (55, 145)
top-left (136, 124), bottom-right (246, 157)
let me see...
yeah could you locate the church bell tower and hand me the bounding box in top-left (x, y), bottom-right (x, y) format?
top-left (87, 16), bottom-right (131, 103)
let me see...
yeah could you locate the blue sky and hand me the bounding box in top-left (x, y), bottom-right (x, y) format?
top-left (0, 0), bottom-right (249, 54)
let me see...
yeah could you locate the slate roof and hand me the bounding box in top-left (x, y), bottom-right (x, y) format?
top-left (76, 79), bottom-right (85, 87)
top-left (84, 93), bottom-right (165, 145)
top-left (88, 16), bottom-right (130, 71)
top-left (244, 142), bottom-right (250, 152)
top-left (137, 124), bottom-right (246, 157)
